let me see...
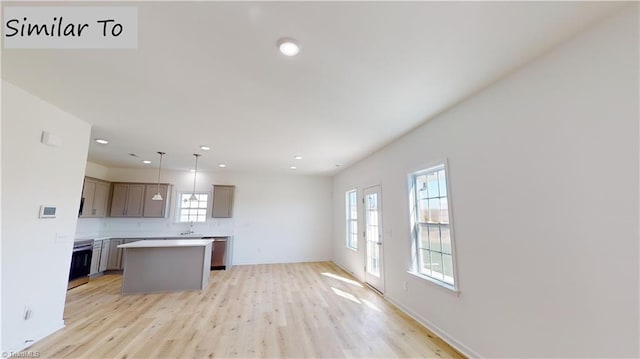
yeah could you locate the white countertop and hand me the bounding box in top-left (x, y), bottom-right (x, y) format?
top-left (75, 233), bottom-right (232, 242)
top-left (118, 239), bottom-right (214, 248)
top-left (75, 235), bottom-right (112, 241)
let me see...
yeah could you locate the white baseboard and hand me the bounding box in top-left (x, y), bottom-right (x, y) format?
top-left (3, 320), bottom-right (65, 355)
top-left (332, 260), bottom-right (364, 282)
top-left (329, 260), bottom-right (479, 358)
top-left (232, 257), bottom-right (332, 265)
top-left (384, 295), bottom-right (481, 358)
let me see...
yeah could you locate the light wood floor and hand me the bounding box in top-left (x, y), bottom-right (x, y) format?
top-left (27, 262), bottom-right (462, 358)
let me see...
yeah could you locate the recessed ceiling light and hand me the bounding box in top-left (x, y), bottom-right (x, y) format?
top-left (142, 160), bottom-right (151, 164)
top-left (218, 164), bottom-right (227, 168)
top-left (289, 165), bottom-right (297, 170)
top-left (294, 155), bottom-right (303, 160)
top-left (278, 38), bottom-right (300, 56)
top-left (95, 138), bottom-right (109, 144)
top-left (200, 146), bottom-right (211, 151)
top-left (190, 169), bottom-right (196, 172)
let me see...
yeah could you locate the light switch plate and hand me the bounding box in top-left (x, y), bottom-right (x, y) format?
top-left (55, 234), bottom-right (70, 244)
top-left (41, 131), bottom-right (61, 147)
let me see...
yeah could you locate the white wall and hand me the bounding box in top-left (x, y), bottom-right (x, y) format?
top-left (0, 73), bottom-right (4, 353)
top-left (84, 161), bottom-right (109, 180)
top-left (333, 7), bottom-right (638, 358)
top-left (1, 81), bottom-right (91, 353)
top-left (77, 165), bottom-right (333, 265)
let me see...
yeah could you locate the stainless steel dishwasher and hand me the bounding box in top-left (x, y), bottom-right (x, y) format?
top-left (204, 237), bottom-right (227, 270)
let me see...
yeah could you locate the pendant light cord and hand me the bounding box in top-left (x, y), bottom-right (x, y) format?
top-left (150, 151), bottom-right (166, 201)
top-left (156, 152), bottom-right (165, 194)
top-left (191, 154), bottom-right (201, 199)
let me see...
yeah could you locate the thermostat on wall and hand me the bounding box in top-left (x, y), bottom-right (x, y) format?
top-left (39, 205), bottom-right (57, 218)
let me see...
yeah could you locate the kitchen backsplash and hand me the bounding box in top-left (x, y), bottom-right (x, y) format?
top-left (75, 217), bottom-right (235, 237)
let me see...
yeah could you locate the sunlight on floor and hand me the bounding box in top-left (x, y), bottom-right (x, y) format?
top-left (331, 287), bottom-right (361, 304)
top-left (329, 286), bottom-right (382, 312)
top-left (325, 271), bottom-right (384, 312)
top-left (321, 272), bottom-right (363, 287)
top-left (361, 298), bottom-right (381, 312)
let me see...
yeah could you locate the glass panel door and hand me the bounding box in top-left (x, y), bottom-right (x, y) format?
top-left (364, 185), bottom-right (384, 293)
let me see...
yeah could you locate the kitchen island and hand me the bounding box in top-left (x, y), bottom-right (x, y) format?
top-left (117, 239), bottom-right (213, 294)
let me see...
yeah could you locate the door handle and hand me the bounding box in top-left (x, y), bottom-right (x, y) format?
top-left (376, 241), bottom-right (382, 245)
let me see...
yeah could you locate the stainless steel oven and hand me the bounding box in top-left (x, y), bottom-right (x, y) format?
top-left (68, 240), bottom-right (93, 289)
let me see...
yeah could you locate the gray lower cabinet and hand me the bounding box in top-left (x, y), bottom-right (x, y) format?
top-left (107, 239), bottom-right (125, 270)
top-left (89, 239), bottom-right (103, 276)
top-left (106, 239), bottom-right (142, 270)
top-left (99, 239), bottom-right (110, 272)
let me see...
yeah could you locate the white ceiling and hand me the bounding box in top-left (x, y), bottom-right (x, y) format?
top-left (2, 1), bottom-right (625, 175)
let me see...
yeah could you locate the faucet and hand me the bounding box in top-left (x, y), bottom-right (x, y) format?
top-left (180, 221), bottom-right (196, 235)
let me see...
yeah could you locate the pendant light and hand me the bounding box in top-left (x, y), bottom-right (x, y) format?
top-left (189, 153), bottom-right (201, 201)
top-left (151, 152), bottom-right (165, 201)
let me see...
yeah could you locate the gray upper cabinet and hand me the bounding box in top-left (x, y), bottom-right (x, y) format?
top-left (109, 183), bottom-right (145, 217)
top-left (212, 185), bottom-right (235, 218)
top-left (143, 184), bottom-right (171, 218)
top-left (80, 177), bottom-right (110, 218)
top-left (109, 182), bottom-right (172, 218)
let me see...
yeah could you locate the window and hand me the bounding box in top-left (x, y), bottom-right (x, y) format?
top-left (345, 189), bottom-right (358, 250)
top-left (177, 192), bottom-right (208, 223)
top-left (410, 163), bottom-right (457, 288)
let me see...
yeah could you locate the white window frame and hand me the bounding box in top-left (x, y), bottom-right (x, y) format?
top-left (175, 191), bottom-right (210, 223)
top-left (345, 189), bottom-right (358, 251)
top-left (408, 160), bottom-right (459, 292)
